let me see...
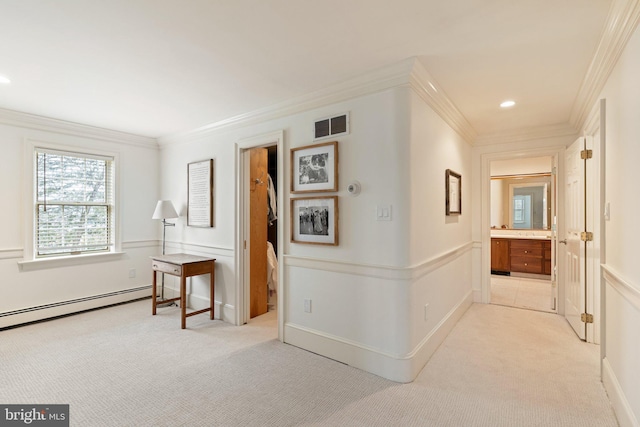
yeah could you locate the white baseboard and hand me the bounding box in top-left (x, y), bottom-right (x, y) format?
top-left (407, 290), bottom-right (473, 380)
top-left (0, 286), bottom-right (151, 329)
top-left (603, 357), bottom-right (639, 427)
top-left (284, 290), bottom-right (473, 383)
top-left (183, 290), bottom-right (236, 325)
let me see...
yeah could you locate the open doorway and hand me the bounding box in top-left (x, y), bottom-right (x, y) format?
top-left (489, 156), bottom-right (557, 314)
top-left (236, 131), bottom-right (284, 339)
top-left (480, 103), bottom-right (604, 346)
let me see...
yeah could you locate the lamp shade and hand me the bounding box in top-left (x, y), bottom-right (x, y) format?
top-left (152, 200), bottom-right (179, 220)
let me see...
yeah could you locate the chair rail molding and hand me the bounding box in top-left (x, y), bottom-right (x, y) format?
top-left (284, 241), bottom-right (473, 282)
top-left (602, 264), bottom-right (640, 310)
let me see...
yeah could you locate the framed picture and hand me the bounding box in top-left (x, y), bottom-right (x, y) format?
top-left (290, 141), bottom-right (338, 193)
top-left (445, 169), bottom-right (461, 216)
top-left (291, 196), bottom-right (338, 245)
top-left (187, 159), bottom-right (214, 227)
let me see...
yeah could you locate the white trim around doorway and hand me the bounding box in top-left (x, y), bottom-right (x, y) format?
top-left (480, 147), bottom-right (566, 313)
top-left (235, 130), bottom-right (285, 340)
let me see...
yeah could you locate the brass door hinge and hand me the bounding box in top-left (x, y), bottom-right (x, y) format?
top-left (581, 313), bottom-right (594, 323)
top-left (581, 149), bottom-right (593, 160)
top-left (580, 232), bottom-right (593, 242)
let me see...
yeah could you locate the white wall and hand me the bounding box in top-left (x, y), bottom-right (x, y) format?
top-left (407, 88), bottom-right (473, 379)
top-left (0, 116), bottom-right (160, 328)
top-left (597, 22), bottom-right (640, 427)
top-left (490, 156), bottom-right (552, 176)
top-left (157, 73), bottom-right (474, 381)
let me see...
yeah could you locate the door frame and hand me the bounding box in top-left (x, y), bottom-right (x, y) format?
top-left (235, 130), bottom-right (284, 339)
top-left (481, 147), bottom-right (565, 312)
top-left (583, 99), bottom-right (606, 345)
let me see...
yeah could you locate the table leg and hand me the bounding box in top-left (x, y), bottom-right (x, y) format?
top-left (152, 270), bottom-right (157, 315)
top-left (181, 273), bottom-right (187, 329)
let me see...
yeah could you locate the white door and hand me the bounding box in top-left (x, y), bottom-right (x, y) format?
top-left (564, 137), bottom-right (588, 339)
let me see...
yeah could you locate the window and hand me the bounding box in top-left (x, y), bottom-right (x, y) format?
top-left (35, 148), bottom-right (115, 257)
top-left (513, 198), bottom-right (524, 222)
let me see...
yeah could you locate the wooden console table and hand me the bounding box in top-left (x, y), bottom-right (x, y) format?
top-left (151, 253), bottom-right (216, 329)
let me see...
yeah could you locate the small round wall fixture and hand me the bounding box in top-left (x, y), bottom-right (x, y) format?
top-left (347, 181), bottom-right (361, 196)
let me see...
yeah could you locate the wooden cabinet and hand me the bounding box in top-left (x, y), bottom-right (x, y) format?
top-left (491, 237), bottom-right (552, 276)
top-left (491, 238), bottom-right (510, 273)
top-left (543, 240), bottom-right (552, 275)
top-left (510, 239), bottom-right (548, 275)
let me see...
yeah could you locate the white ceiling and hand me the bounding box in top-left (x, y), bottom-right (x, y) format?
top-left (0, 0), bottom-right (614, 139)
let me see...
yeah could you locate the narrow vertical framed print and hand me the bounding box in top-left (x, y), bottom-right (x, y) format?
top-left (188, 159), bottom-right (214, 227)
top-left (446, 169), bottom-right (461, 216)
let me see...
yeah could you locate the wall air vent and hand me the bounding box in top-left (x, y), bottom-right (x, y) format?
top-left (314, 112), bottom-right (349, 140)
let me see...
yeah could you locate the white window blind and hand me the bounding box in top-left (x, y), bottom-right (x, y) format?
top-left (35, 148), bottom-right (115, 257)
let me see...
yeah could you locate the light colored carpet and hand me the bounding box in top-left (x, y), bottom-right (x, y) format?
top-left (0, 300), bottom-right (617, 426)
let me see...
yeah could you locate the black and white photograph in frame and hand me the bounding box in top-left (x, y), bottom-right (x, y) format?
top-left (290, 141), bottom-right (338, 193)
top-left (291, 196), bottom-right (338, 245)
top-left (445, 169), bottom-right (462, 216)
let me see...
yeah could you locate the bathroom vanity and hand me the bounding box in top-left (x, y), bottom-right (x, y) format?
top-left (491, 237), bottom-right (551, 276)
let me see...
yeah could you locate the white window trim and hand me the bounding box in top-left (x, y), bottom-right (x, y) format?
top-left (21, 138), bottom-right (122, 268)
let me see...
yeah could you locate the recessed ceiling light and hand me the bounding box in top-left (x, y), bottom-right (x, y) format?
top-left (500, 100), bottom-right (516, 108)
top-left (0, 75), bottom-right (11, 84)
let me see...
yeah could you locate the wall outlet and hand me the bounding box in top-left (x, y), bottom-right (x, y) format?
top-left (129, 268), bottom-right (136, 278)
top-left (424, 303), bottom-right (429, 321)
top-left (304, 298), bottom-right (312, 313)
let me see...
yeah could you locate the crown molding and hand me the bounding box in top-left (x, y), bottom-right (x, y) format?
top-left (408, 59), bottom-right (478, 144)
top-left (0, 107), bottom-right (158, 149)
top-left (158, 58), bottom-right (417, 145)
top-left (570, 0), bottom-right (640, 131)
top-left (159, 57), bottom-right (479, 147)
top-left (473, 122), bottom-right (579, 146)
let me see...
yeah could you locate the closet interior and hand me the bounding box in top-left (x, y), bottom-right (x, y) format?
top-left (248, 145), bottom-right (279, 319)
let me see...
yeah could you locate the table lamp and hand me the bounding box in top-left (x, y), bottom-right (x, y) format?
top-left (152, 200), bottom-right (178, 255)
top-left (152, 200), bottom-right (178, 302)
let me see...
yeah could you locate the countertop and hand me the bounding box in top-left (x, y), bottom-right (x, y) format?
top-left (490, 230), bottom-right (552, 240)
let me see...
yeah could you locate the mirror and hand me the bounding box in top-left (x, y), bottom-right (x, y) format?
top-left (491, 175), bottom-right (552, 230)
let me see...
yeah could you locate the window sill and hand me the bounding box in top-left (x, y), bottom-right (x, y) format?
top-left (18, 251), bottom-right (125, 271)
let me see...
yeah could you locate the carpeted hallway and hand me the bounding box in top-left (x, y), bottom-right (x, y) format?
top-left (0, 300), bottom-right (617, 426)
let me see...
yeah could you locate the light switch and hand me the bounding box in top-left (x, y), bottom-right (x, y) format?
top-left (376, 205), bottom-right (392, 221)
